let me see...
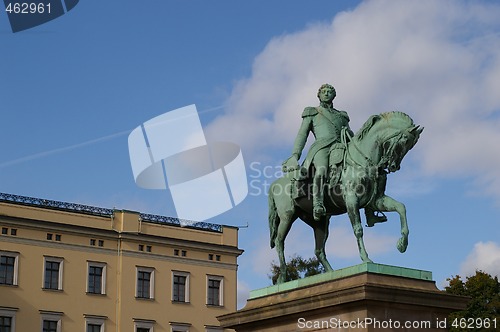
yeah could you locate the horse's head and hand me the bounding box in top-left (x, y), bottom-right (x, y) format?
top-left (380, 123), bottom-right (423, 173)
top-left (354, 112), bottom-right (423, 173)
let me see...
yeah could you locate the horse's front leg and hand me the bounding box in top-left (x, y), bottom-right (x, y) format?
top-left (312, 216), bottom-right (333, 271)
top-left (374, 194), bottom-right (408, 253)
top-left (345, 193), bottom-right (372, 263)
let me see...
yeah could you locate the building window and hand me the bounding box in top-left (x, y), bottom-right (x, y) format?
top-left (87, 262), bottom-right (106, 295)
top-left (181, 250), bottom-right (187, 257)
top-left (87, 323), bottom-right (101, 332)
top-left (43, 257), bottom-right (63, 290)
top-left (208, 254), bottom-right (213, 260)
top-left (1, 228), bottom-right (7, 235)
top-left (47, 233), bottom-right (53, 240)
top-left (146, 245), bottom-right (152, 253)
top-left (0, 308), bottom-right (17, 332)
top-left (0, 251), bottom-right (19, 286)
top-left (207, 275), bottom-right (223, 306)
top-left (55, 234), bottom-right (61, 241)
top-left (215, 255), bottom-right (221, 261)
top-left (136, 267), bottom-right (154, 299)
top-left (10, 229), bottom-right (17, 236)
top-left (43, 320), bottom-right (58, 332)
top-left (138, 244), bottom-right (144, 251)
top-left (173, 249), bottom-right (179, 256)
top-left (98, 240), bottom-right (104, 247)
top-left (169, 322), bottom-right (191, 332)
top-left (134, 319), bottom-right (155, 332)
top-left (40, 311), bottom-right (62, 332)
top-left (0, 316), bottom-right (12, 331)
top-left (90, 239), bottom-right (96, 246)
top-left (205, 327), bottom-right (223, 332)
top-left (84, 315), bottom-right (106, 332)
top-left (172, 271), bottom-right (189, 303)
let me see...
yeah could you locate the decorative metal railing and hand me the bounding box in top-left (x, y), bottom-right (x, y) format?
top-left (139, 213), bottom-right (222, 233)
top-left (0, 192), bottom-right (222, 233)
top-left (0, 192), bottom-right (114, 217)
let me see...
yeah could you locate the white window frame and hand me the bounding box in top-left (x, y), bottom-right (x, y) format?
top-left (206, 275), bottom-right (224, 307)
top-left (134, 319), bottom-right (155, 332)
top-left (135, 267), bottom-right (155, 299)
top-left (40, 311), bottom-right (62, 332)
top-left (171, 271), bottom-right (190, 303)
top-left (84, 315), bottom-right (106, 332)
top-left (86, 262), bottom-right (107, 295)
top-left (0, 307), bottom-right (17, 332)
top-left (0, 251), bottom-right (19, 286)
top-left (43, 257), bottom-right (63, 290)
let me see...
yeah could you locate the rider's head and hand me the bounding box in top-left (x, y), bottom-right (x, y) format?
top-left (317, 84), bottom-right (336, 102)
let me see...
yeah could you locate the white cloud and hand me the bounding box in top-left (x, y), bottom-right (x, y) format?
top-left (460, 241), bottom-right (500, 278)
top-left (326, 222), bottom-right (396, 259)
top-left (205, 0), bottom-right (500, 200)
top-left (250, 236), bottom-right (278, 275)
top-left (237, 279), bottom-right (251, 309)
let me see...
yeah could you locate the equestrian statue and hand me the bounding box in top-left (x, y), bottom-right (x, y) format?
top-left (269, 84), bottom-right (423, 283)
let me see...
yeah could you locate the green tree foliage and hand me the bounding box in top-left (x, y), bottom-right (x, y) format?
top-left (269, 255), bottom-right (325, 285)
top-left (445, 270), bottom-right (500, 331)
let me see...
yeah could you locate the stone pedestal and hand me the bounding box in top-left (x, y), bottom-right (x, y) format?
top-left (218, 263), bottom-right (468, 331)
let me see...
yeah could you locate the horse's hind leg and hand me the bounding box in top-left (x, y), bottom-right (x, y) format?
top-left (271, 180), bottom-right (298, 284)
top-left (374, 195), bottom-right (408, 253)
top-left (313, 216), bottom-right (333, 271)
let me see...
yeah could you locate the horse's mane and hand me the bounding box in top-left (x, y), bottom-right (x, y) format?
top-left (355, 111), bottom-right (414, 140)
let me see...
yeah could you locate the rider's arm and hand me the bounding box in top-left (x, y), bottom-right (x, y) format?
top-left (346, 125), bottom-right (354, 138)
top-left (291, 107), bottom-right (315, 160)
top-left (339, 110), bottom-right (355, 137)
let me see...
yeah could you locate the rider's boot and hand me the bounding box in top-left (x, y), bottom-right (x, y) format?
top-left (365, 208), bottom-right (387, 227)
top-left (313, 175), bottom-right (326, 221)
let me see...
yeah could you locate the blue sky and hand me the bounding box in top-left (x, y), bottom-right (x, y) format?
top-left (2, 0), bottom-right (500, 309)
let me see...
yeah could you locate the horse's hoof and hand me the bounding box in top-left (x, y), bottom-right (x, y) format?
top-left (362, 257), bottom-right (373, 263)
top-left (277, 274), bottom-right (287, 284)
top-left (397, 237), bottom-right (408, 253)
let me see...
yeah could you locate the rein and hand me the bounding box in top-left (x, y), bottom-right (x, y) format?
top-left (345, 127), bottom-right (405, 170)
top-left (338, 127), bottom-right (406, 207)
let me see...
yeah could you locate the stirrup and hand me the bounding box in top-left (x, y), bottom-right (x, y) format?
top-left (366, 212), bottom-right (387, 227)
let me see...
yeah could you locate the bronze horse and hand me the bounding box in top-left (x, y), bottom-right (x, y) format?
top-left (268, 112), bottom-right (423, 283)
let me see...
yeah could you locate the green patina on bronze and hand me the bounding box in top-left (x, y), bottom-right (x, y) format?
top-left (250, 262), bottom-right (433, 299)
top-left (269, 84), bottom-right (423, 284)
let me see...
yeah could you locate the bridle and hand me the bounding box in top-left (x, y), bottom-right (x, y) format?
top-left (343, 127), bottom-right (410, 172)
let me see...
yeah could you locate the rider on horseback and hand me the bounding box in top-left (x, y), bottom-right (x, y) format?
top-left (283, 83), bottom-right (387, 225)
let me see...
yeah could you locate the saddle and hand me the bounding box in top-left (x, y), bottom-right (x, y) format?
top-left (328, 142), bottom-right (345, 187)
top-left (286, 142), bottom-right (347, 200)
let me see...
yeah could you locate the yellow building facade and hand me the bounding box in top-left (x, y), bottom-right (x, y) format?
top-left (0, 193), bottom-right (243, 332)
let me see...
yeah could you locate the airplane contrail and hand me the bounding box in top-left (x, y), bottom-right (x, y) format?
top-left (0, 105), bottom-right (225, 168)
top-left (0, 130), bottom-right (131, 168)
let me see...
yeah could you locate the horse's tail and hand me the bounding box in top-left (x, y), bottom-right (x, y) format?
top-left (268, 185), bottom-right (279, 249)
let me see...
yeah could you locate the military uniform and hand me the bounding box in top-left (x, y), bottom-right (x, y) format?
top-left (289, 105), bottom-right (353, 221)
top-left (292, 106), bottom-right (352, 172)
top-left (285, 85), bottom-right (388, 225)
